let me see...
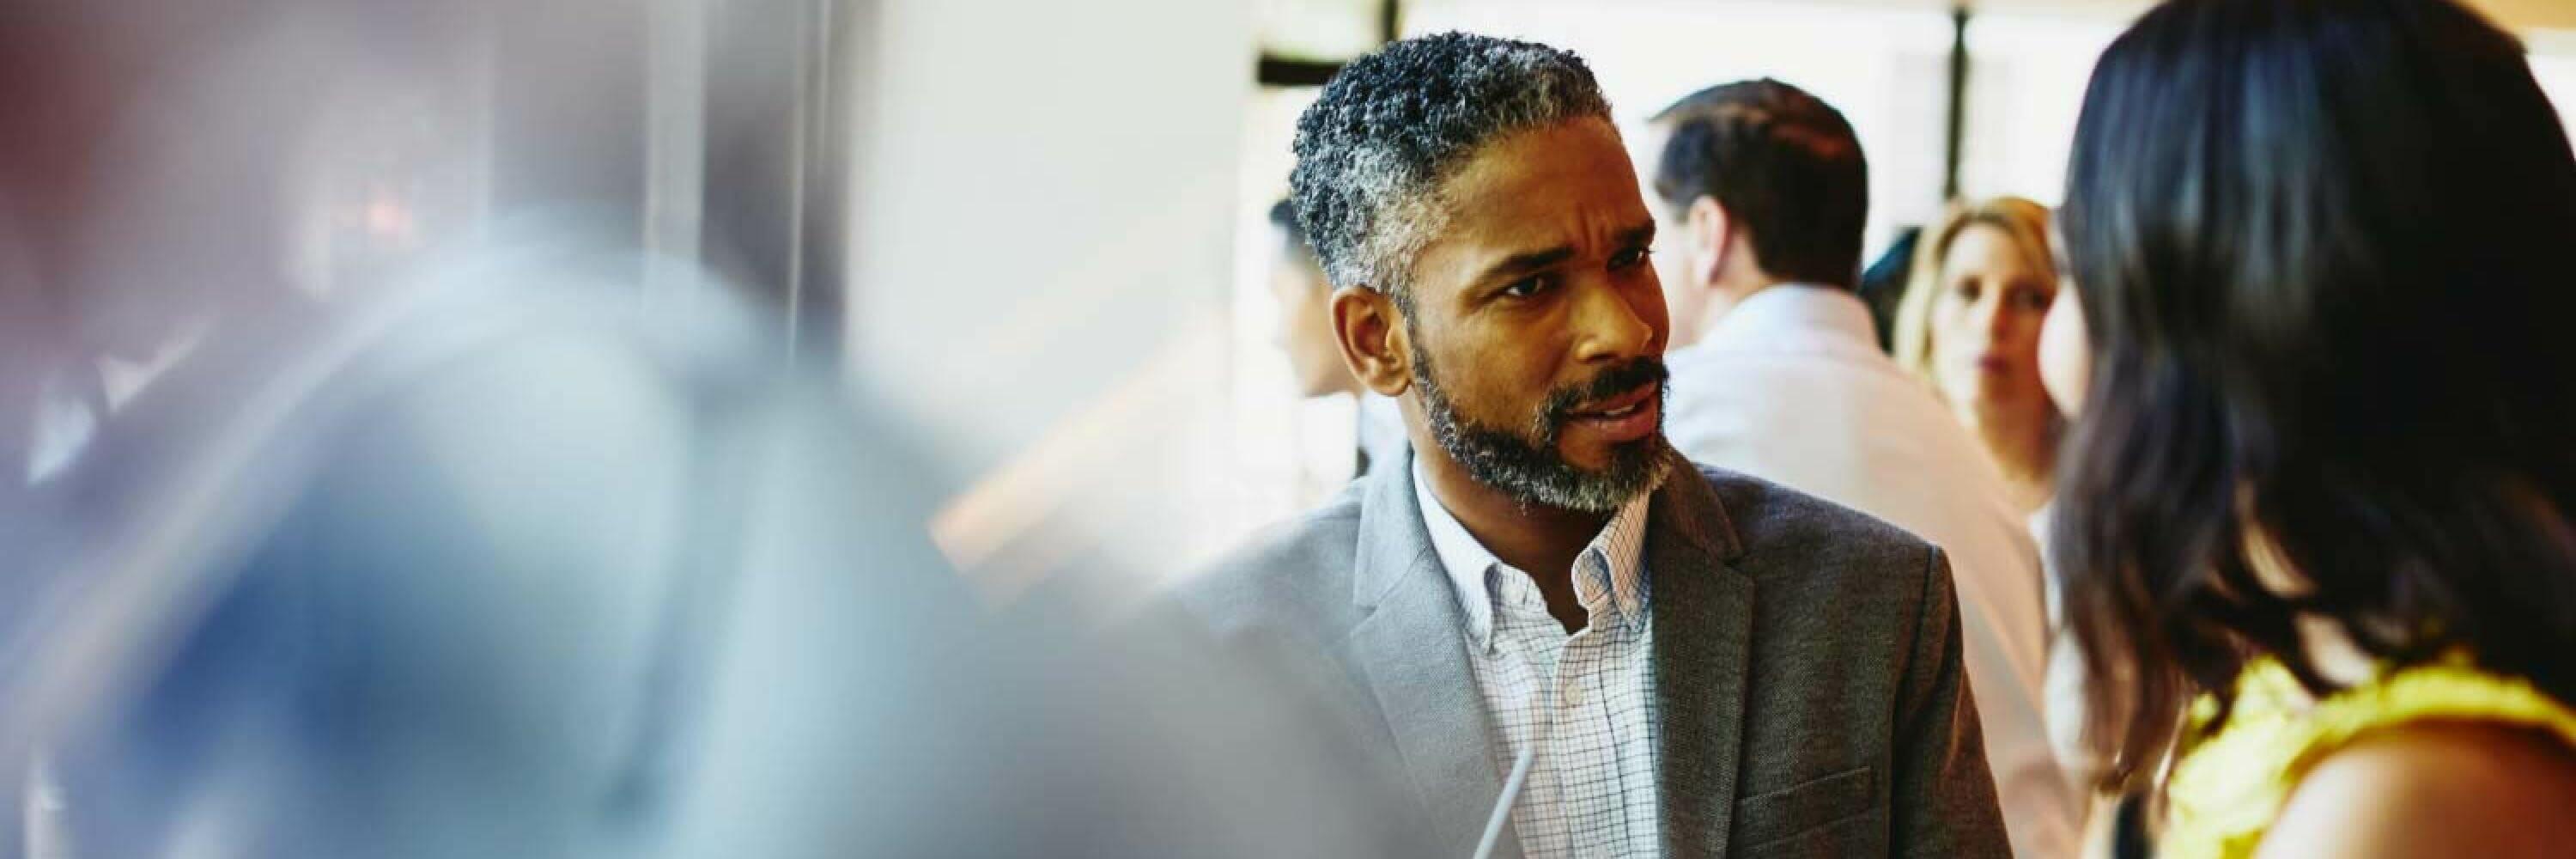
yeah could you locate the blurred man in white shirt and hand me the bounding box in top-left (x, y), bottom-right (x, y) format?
top-left (1634, 79), bottom-right (2076, 858)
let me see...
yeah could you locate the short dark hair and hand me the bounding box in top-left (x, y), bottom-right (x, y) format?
top-left (1287, 32), bottom-right (1613, 303)
top-left (1856, 226), bottom-right (1922, 351)
top-left (2055, 0), bottom-right (2576, 790)
top-left (1649, 79), bottom-right (1868, 289)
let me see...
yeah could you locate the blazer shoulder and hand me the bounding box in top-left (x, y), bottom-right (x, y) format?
top-left (1688, 463), bottom-right (1938, 591)
top-left (1692, 464), bottom-right (1928, 549)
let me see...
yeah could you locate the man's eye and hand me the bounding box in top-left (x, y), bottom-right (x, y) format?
top-left (1609, 247), bottom-right (1650, 271)
top-left (1500, 276), bottom-right (1552, 298)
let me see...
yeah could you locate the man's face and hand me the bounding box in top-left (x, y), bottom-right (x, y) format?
top-left (1399, 118), bottom-right (1672, 512)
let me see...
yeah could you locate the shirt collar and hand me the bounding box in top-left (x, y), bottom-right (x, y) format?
top-left (1701, 283), bottom-right (1878, 349)
top-left (1411, 460), bottom-right (1655, 647)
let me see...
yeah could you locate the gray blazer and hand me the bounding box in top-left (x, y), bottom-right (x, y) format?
top-left (1179, 446), bottom-right (2009, 857)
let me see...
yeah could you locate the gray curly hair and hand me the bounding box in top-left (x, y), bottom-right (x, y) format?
top-left (1287, 32), bottom-right (1614, 306)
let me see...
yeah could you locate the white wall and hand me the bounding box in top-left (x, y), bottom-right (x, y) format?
top-left (2531, 31), bottom-right (2576, 149)
top-left (843, 0), bottom-right (1261, 595)
top-left (1402, 0), bottom-right (1958, 253)
top-left (1954, 11), bottom-right (2128, 208)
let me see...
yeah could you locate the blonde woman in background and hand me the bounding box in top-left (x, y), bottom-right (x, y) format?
top-left (1893, 198), bottom-right (2063, 516)
top-left (1901, 199), bottom-right (2099, 813)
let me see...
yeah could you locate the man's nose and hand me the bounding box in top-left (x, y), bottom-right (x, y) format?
top-left (1979, 293), bottom-right (2016, 343)
top-left (1571, 278), bottom-right (1659, 363)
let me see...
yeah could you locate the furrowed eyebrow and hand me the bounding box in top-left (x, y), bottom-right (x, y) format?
top-left (1474, 220), bottom-right (1659, 283)
top-left (1616, 222), bottom-right (1655, 247)
top-left (1475, 246), bottom-right (1576, 283)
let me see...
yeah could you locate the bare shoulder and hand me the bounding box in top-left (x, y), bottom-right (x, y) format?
top-left (2257, 721), bottom-right (2576, 858)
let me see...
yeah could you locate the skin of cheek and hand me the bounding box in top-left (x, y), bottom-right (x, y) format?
top-left (1999, 303), bottom-right (2049, 396)
top-left (2038, 285), bottom-right (2091, 417)
top-left (1425, 306), bottom-right (1564, 441)
top-left (1929, 289), bottom-right (1985, 404)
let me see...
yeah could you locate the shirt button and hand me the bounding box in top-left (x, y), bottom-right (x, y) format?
top-left (1563, 683), bottom-right (1588, 707)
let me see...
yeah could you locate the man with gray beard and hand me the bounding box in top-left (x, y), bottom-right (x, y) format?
top-left (1180, 33), bottom-right (2009, 858)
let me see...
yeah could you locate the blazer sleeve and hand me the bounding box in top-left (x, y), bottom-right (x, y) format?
top-left (1892, 546), bottom-right (2013, 858)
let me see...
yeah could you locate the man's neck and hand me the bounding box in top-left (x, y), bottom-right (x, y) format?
top-left (1418, 450), bottom-right (1610, 629)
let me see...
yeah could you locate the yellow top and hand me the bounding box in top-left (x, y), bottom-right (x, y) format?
top-left (2160, 653), bottom-right (2576, 858)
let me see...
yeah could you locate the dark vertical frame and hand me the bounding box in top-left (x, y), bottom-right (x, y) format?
top-left (489, 0), bottom-right (653, 277)
top-left (1255, 0), bottom-right (1402, 85)
top-left (702, 0), bottom-right (859, 365)
top-left (479, 0), bottom-right (860, 364)
top-left (1943, 4), bottom-right (1971, 202)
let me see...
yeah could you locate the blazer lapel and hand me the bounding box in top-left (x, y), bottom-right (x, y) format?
top-left (1645, 449), bottom-right (1757, 856)
top-left (1342, 449), bottom-right (1518, 858)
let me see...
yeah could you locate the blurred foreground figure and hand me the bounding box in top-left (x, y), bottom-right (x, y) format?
top-left (1186, 33), bottom-right (2007, 858)
top-left (2052, 0), bottom-right (2576, 856)
top-left (1, 241), bottom-right (1414, 859)
top-left (2, 3), bottom-right (1413, 856)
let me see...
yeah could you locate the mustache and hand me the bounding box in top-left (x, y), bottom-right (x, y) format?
top-left (1540, 357), bottom-right (1669, 424)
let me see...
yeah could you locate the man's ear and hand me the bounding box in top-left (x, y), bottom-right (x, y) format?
top-left (1331, 285), bottom-right (1413, 397)
top-left (1686, 196), bottom-right (1733, 286)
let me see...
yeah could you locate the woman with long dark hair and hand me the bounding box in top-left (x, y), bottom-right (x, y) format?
top-left (2053, 0), bottom-right (2576, 855)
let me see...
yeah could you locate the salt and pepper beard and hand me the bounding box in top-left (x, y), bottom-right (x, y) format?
top-left (1411, 339), bottom-right (1671, 513)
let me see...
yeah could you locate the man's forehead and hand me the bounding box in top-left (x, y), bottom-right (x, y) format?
top-left (1433, 119), bottom-right (1651, 248)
